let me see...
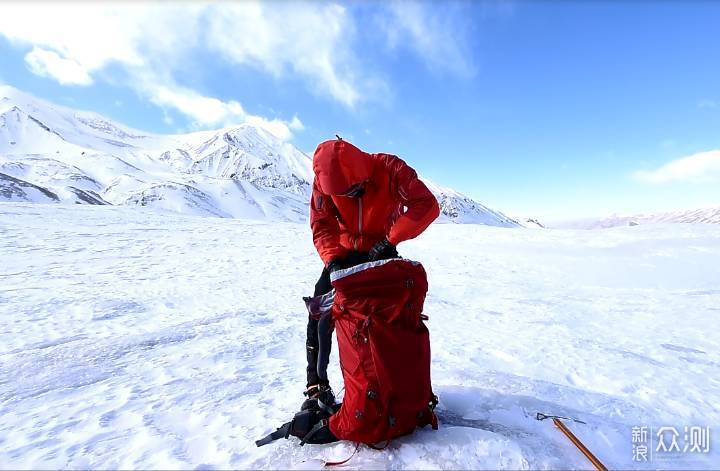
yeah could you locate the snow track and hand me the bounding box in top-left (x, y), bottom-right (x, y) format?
top-left (1, 203), bottom-right (718, 469)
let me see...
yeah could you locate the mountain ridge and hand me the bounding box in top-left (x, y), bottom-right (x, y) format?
top-left (553, 207), bottom-right (720, 228)
top-left (0, 84), bottom-right (521, 226)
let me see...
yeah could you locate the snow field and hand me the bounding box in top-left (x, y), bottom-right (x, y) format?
top-left (1, 203), bottom-right (719, 469)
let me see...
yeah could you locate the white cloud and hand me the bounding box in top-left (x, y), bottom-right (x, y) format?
top-left (288, 116), bottom-right (305, 131)
top-left (379, 1), bottom-right (476, 77)
top-left (144, 83), bottom-right (245, 127)
top-left (0, 2), bottom-right (376, 138)
top-left (24, 47), bottom-right (93, 85)
top-left (204, 3), bottom-right (369, 107)
top-left (141, 81), bottom-right (301, 139)
top-left (0, 3), bottom-right (147, 76)
top-left (634, 150), bottom-right (720, 184)
top-left (698, 99), bottom-right (718, 109)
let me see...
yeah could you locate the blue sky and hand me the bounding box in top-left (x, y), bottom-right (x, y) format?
top-left (1, 1), bottom-right (719, 221)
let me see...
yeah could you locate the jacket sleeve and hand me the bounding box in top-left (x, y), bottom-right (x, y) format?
top-left (380, 154), bottom-right (440, 246)
top-left (310, 178), bottom-right (347, 265)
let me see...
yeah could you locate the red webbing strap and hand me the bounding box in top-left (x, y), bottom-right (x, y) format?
top-left (324, 443), bottom-right (360, 467)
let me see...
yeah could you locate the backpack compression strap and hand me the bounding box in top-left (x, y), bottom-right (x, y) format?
top-left (299, 419), bottom-right (329, 446)
top-left (255, 421), bottom-right (292, 447)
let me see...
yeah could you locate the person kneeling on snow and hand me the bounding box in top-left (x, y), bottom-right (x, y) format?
top-left (302, 137), bottom-right (440, 413)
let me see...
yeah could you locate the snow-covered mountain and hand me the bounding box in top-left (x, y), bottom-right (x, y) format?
top-left (0, 85), bottom-right (519, 226)
top-left (421, 179), bottom-right (520, 227)
top-left (556, 207), bottom-right (720, 229)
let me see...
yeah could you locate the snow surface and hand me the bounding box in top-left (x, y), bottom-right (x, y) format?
top-left (1, 203), bottom-right (718, 469)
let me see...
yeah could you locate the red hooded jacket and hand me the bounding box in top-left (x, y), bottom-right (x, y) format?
top-left (310, 139), bottom-right (440, 265)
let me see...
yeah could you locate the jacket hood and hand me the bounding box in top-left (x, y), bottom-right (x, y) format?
top-left (313, 139), bottom-right (373, 195)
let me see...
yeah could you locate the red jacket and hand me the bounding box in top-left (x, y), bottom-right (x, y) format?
top-left (310, 139), bottom-right (440, 265)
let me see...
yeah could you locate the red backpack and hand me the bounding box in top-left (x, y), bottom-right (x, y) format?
top-left (328, 259), bottom-right (438, 444)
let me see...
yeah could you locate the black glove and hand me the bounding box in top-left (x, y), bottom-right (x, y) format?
top-left (327, 259), bottom-right (342, 273)
top-left (368, 238), bottom-right (398, 261)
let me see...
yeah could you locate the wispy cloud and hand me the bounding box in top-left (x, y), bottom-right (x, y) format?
top-left (378, 1), bottom-right (477, 77)
top-left (203, 3), bottom-right (378, 108)
top-left (634, 150), bottom-right (720, 184)
top-left (24, 47), bottom-right (93, 86)
top-left (0, 2), bottom-right (482, 135)
top-left (0, 2), bottom-right (380, 138)
top-left (130, 75), bottom-right (305, 139)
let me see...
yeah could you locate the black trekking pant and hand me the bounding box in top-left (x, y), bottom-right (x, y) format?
top-left (306, 251), bottom-right (371, 388)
